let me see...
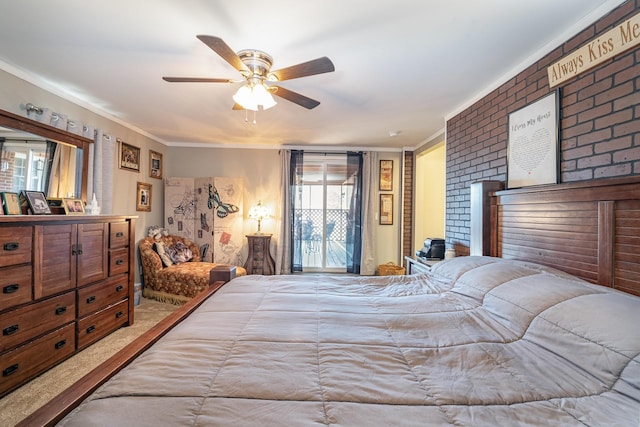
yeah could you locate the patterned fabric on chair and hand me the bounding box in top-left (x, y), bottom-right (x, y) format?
top-left (139, 235), bottom-right (246, 305)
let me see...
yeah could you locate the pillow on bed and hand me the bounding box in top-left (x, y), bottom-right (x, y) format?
top-left (167, 242), bottom-right (193, 264)
top-left (153, 242), bottom-right (174, 267)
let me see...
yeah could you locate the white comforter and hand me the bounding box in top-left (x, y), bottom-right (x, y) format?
top-left (60, 256), bottom-right (640, 426)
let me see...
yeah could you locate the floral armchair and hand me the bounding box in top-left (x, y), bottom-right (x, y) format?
top-left (139, 235), bottom-right (246, 304)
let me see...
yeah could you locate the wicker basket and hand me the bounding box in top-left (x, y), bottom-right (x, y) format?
top-left (377, 262), bottom-right (406, 276)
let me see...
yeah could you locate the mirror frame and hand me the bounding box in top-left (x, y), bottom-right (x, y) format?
top-left (0, 107), bottom-right (92, 201)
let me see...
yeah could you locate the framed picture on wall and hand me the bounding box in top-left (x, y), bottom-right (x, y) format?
top-left (379, 160), bottom-right (393, 191)
top-left (379, 193), bottom-right (393, 225)
top-left (136, 181), bottom-right (152, 212)
top-left (507, 91), bottom-right (559, 188)
top-left (119, 141), bottom-right (141, 172)
top-left (149, 150), bottom-right (163, 179)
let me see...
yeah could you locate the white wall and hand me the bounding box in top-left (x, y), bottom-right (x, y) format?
top-left (0, 69), bottom-right (166, 283)
top-left (168, 147), bottom-right (403, 272)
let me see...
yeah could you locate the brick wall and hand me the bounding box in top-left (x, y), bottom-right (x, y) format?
top-left (402, 151), bottom-right (413, 258)
top-left (445, 0), bottom-right (640, 255)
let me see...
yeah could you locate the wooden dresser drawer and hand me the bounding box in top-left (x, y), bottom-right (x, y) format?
top-left (77, 299), bottom-right (128, 350)
top-left (0, 323), bottom-right (75, 396)
top-left (109, 247), bottom-right (129, 276)
top-left (109, 222), bottom-right (129, 249)
top-left (0, 264), bottom-right (32, 312)
top-left (77, 275), bottom-right (128, 318)
top-left (0, 226), bottom-right (32, 268)
top-left (0, 292), bottom-right (75, 353)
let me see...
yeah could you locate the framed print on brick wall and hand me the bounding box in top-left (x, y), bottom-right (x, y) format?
top-left (507, 91), bottom-right (559, 188)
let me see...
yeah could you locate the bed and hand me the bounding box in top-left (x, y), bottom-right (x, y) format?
top-left (20, 177), bottom-right (640, 426)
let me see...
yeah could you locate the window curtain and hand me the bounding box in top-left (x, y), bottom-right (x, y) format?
top-left (360, 151), bottom-right (377, 275)
top-left (87, 129), bottom-right (115, 214)
top-left (290, 150), bottom-right (304, 272)
top-left (345, 152), bottom-right (363, 273)
top-left (276, 149), bottom-right (292, 274)
top-left (46, 142), bottom-right (77, 198)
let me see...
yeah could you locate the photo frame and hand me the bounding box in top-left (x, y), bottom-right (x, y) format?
top-left (379, 160), bottom-right (393, 191)
top-left (24, 190), bottom-right (51, 215)
top-left (119, 141), bottom-right (141, 172)
top-left (379, 193), bottom-right (393, 225)
top-left (507, 91), bottom-right (559, 188)
top-left (149, 150), bottom-right (163, 179)
top-left (1, 192), bottom-right (21, 215)
top-left (136, 181), bottom-right (152, 212)
top-left (63, 198), bottom-right (85, 215)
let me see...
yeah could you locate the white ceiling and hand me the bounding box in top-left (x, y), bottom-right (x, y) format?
top-left (0, 0), bottom-right (625, 150)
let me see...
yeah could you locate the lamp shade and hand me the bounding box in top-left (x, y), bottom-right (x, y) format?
top-left (233, 83), bottom-right (277, 111)
top-left (232, 85), bottom-right (258, 111)
top-left (248, 201), bottom-right (269, 233)
top-left (252, 84), bottom-right (277, 110)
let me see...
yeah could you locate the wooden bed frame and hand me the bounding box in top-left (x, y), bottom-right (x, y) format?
top-left (489, 176), bottom-right (640, 296)
top-left (19, 176), bottom-right (640, 426)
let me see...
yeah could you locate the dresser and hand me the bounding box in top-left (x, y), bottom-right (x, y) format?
top-left (404, 255), bottom-right (440, 274)
top-left (244, 234), bottom-right (275, 275)
top-left (0, 215), bottom-right (136, 397)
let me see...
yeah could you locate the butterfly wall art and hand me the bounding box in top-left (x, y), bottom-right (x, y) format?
top-left (208, 184), bottom-right (239, 218)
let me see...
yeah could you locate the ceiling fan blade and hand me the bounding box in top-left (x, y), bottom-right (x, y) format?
top-left (162, 77), bottom-right (234, 83)
top-left (232, 103), bottom-right (244, 110)
top-left (271, 86), bottom-right (321, 109)
top-left (196, 35), bottom-right (249, 73)
top-left (270, 57), bottom-right (335, 81)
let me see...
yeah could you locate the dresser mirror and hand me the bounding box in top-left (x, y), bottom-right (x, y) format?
top-left (0, 108), bottom-right (91, 202)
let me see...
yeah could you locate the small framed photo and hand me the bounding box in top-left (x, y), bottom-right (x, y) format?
top-left (379, 193), bottom-right (393, 225)
top-left (379, 160), bottom-right (393, 191)
top-left (119, 141), bottom-right (141, 172)
top-left (136, 182), bottom-right (152, 212)
top-left (149, 150), bottom-right (163, 179)
top-left (24, 191), bottom-right (51, 215)
top-left (63, 198), bottom-right (85, 215)
top-left (1, 192), bottom-right (21, 215)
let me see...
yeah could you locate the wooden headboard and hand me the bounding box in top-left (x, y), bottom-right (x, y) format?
top-left (487, 176), bottom-right (640, 296)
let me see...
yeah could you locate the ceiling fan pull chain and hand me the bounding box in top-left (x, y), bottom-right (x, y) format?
top-left (253, 110), bottom-right (257, 125)
top-left (244, 109), bottom-right (249, 123)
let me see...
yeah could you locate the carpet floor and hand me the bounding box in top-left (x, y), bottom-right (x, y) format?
top-left (0, 297), bottom-right (179, 426)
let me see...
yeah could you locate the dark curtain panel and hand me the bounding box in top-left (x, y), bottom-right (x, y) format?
top-left (346, 151), bottom-right (363, 274)
top-left (42, 140), bottom-right (57, 194)
top-left (290, 150), bottom-right (304, 272)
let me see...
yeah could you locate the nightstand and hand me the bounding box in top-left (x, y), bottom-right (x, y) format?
top-left (244, 234), bottom-right (276, 275)
top-left (405, 255), bottom-right (440, 274)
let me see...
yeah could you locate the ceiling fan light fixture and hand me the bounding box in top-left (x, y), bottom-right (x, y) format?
top-left (233, 85), bottom-right (258, 111)
top-left (232, 83), bottom-right (277, 111)
top-left (252, 83), bottom-right (277, 110)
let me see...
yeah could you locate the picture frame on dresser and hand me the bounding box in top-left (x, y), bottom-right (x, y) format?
top-left (24, 190), bottom-right (52, 215)
top-left (1, 191), bottom-right (21, 215)
top-left (63, 197), bottom-right (85, 215)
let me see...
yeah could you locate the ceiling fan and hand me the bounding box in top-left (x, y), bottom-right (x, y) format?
top-left (163, 35), bottom-right (335, 111)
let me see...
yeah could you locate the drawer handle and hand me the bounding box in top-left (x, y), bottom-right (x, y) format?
top-left (3, 242), bottom-right (19, 251)
top-left (86, 325), bottom-right (96, 334)
top-left (3, 284), bottom-right (19, 294)
top-left (3, 324), bottom-right (19, 336)
top-left (86, 296), bottom-right (96, 304)
top-left (55, 306), bottom-right (67, 315)
top-left (3, 364), bottom-right (18, 377)
top-left (116, 232), bottom-right (124, 237)
top-left (115, 311), bottom-right (124, 319)
top-left (54, 339), bottom-right (67, 350)
top-left (115, 259), bottom-right (124, 265)
top-left (115, 285), bottom-right (124, 292)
